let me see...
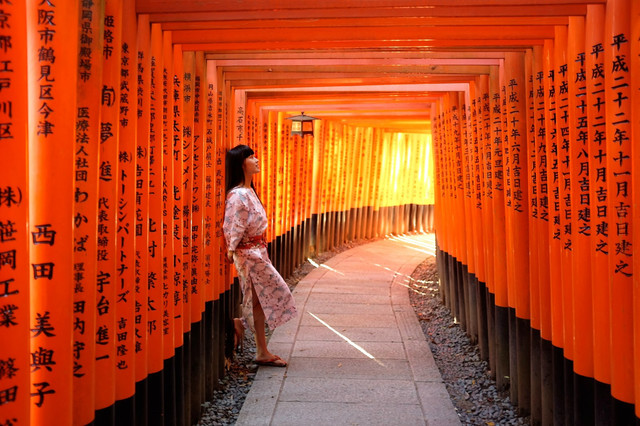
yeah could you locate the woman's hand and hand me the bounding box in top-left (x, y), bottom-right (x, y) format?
top-left (227, 250), bottom-right (234, 263)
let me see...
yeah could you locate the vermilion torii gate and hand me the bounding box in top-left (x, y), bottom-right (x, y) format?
top-left (1, 1), bottom-right (639, 425)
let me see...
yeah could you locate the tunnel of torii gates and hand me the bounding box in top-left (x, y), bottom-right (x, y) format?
top-left (1, 0), bottom-right (640, 425)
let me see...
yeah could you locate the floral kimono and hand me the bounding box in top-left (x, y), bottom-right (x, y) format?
top-left (223, 187), bottom-right (297, 332)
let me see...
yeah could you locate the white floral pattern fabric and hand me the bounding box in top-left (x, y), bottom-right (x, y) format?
top-left (223, 187), bottom-right (297, 332)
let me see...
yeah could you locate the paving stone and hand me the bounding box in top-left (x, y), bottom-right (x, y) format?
top-left (306, 292), bottom-right (391, 305)
top-left (270, 402), bottom-right (426, 426)
top-left (299, 312), bottom-right (398, 328)
top-left (285, 357), bottom-right (413, 380)
top-left (279, 325), bottom-right (402, 342)
top-left (279, 377), bottom-right (419, 404)
top-left (416, 382), bottom-right (461, 425)
top-left (300, 301), bottom-right (394, 315)
top-left (292, 340), bottom-right (406, 359)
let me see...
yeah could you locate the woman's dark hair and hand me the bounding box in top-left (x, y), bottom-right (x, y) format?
top-left (225, 144), bottom-right (255, 193)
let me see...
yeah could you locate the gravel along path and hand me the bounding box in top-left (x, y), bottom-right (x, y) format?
top-left (408, 256), bottom-right (530, 426)
top-left (198, 243), bottom-right (530, 425)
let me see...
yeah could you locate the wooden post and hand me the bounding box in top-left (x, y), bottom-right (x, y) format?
top-left (134, 13), bottom-right (151, 426)
top-left (27, 0), bottom-right (78, 423)
top-left (115, 0), bottom-right (138, 419)
top-left (490, 64), bottom-right (510, 392)
top-left (584, 4), bottom-right (613, 424)
top-left (72, 0), bottom-right (104, 423)
top-left (631, 0), bottom-right (640, 418)
top-left (568, 15), bottom-right (596, 425)
top-left (534, 40), bottom-right (554, 426)
top-left (0, 2), bottom-right (29, 424)
top-left (605, 0), bottom-right (634, 422)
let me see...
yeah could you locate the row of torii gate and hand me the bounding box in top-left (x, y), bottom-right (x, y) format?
top-left (1, 1), bottom-right (639, 425)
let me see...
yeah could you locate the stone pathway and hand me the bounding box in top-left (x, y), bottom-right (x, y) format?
top-left (236, 234), bottom-right (460, 426)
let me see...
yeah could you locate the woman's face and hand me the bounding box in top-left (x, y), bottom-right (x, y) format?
top-left (242, 154), bottom-right (260, 176)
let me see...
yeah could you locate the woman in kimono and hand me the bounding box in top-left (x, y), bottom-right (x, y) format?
top-left (223, 144), bottom-right (297, 367)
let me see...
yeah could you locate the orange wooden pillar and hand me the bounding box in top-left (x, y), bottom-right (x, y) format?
top-left (280, 112), bottom-right (292, 274)
top-left (442, 96), bottom-right (458, 315)
top-left (632, 0), bottom-right (640, 418)
top-left (552, 26), bottom-right (578, 424)
top-left (479, 74), bottom-right (496, 375)
top-left (471, 83), bottom-right (486, 349)
top-left (546, 27), bottom-right (568, 423)
top-left (144, 21), bottom-right (165, 425)
top-left (95, 0), bottom-right (123, 418)
top-left (265, 110), bottom-right (277, 252)
top-left (134, 14), bottom-right (151, 425)
top-left (0, 2), bottom-right (29, 424)
top-left (432, 106), bottom-right (442, 245)
top-left (524, 48), bottom-right (539, 340)
top-left (171, 41), bottom-right (184, 346)
top-left (172, 42), bottom-right (188, 425)
top-left (370, 128), bottom-right (382, 240)
top-left (432, 106), bottom-right (442, 248)
top-left (27, 0), bottom-right (78, 423)
top-left (471, 80), bottom-right (487, 295)
top-left (432, 102), bottom-right (445, 294)
top-left (353, 128), bottom-right (365, 239)
top-left (584, 5), bottom-right (612, 423)
top-left (162, 29), bottom-right (175, 372)
top-left (605, 0), bottom-right (634, 421)
top-left (524, 46), bottom-right (542, 423)
top-left (503, 51), bottom-right (530, 411)
top-left (71, 0), bottom-right (104, 423)
top-left (390, 131), bottom-right (401, 237)
top-left (114, 0), bottom-right (138, 420)
top-left (309, 118), bottom-right (322, 250)
top-left (460, 90), bottom-right (477, 340)
top-left (533, 41), bottom-right (553, 425)
top-left (453, 91), bottom-right (465, 324)
top-left (334, 125), bottom-right (345, 245)
top-left (441, 95), bottom-right (454, 306)
top-left (426, 128), bottom-right (436, 231)
top-left (554, 25), bottom-right (575, 379)
top-left (321, 123), bottom-right (331, 250)
top-left (372, 131), bottom-right (387, 237)
top-left (543, 37), bottom-right (562, 362)
top-left (275, 112), bottom-right (286, 260)
top-left (206, 58), bottom-right (227, 389)
top-left (182, 50), bottom-right (196, 325)
top-left (450, 92), bottom-right (467, 328)
top-left (181, 49), bottom-right (198, 425)
top-left (450, 92), bottom-right (464, 325)
top-left (441, 98), bottom-right (456, 311)
top-left (334, 125), bottom-right (346, 241)
top-left (159, 26), bottom-right (176, 421)
top-left (191, 49), bottom-right (207, 417)
top-left (489, 64), bottom-right (510, 392)
top-left (291, 124), bottom-right (302, 266)
top-left (203, 57), bottom-right (217, 398)
top-left (215, 60), bottom-right (229, 296)
top-left (567, 15), bottom-right (596, 424)
top-left (461, 92), bottom-right (473, 337)
top-left (305, 124), bottom-right (316, 253)
top-left (458, 92), bottom-right (472, 334)
top-left (435, 100), bottom-right (451, 307)
top-left (344, 126), bottom-right (356, 241)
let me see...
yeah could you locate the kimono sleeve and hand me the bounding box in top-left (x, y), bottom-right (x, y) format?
top-left (223, 190), bottom-right (249, 251)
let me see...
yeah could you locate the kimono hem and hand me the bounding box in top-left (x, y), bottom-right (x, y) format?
top-left (223, 187), bottom-right (297, 332)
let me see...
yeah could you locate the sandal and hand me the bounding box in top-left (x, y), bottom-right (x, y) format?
top-left (255, 355), bottom-right (287, 368)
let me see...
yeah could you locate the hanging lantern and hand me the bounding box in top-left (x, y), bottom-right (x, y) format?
top-left (286, 112), bottom-right (318, 137)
